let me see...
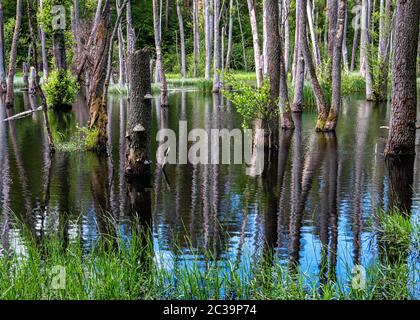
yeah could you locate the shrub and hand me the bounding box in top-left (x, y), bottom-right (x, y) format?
top-left (43, 70), bottom-right (79, 109)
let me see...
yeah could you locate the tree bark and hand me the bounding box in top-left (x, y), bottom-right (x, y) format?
top-left (283, 0), bottom-right (290, 73)
top-left (225, 0), bottom-right (234, 70)
top-left (246, 0), bottom-right (262, 87)
top-left (326, 0), bottom-right (338, 81)
top-left (350, 1), bottom-right (360, 71)
top-left (5, 0), bottom-right (22, 108)
top-left (292, 0), bottom-right (305, 112)
top-left (212, 0), bottom-right (221, 92)
top-left (53, 31), bottom-right (67, 71)
top-left (204, 0), bottom-right (212, 79)
top-left (360, 0), bottom-right (374, 100)
top-left (116, 0), bottom-right (127, 86)
top-left (236, 0), bottom-right (248, 71)
top-left (125, 49), bottom-right (152, 178)
top-left (153, 0), bottom-right (168, 106)
top-left (0, 0), bottom-right (6, 92)
top-left (385, 0), bottom-right (419, 158)
top-left (324, 0), bottom-right (346, 131)
top-left (193, 0), bottom-right (199, 76)
top-left (299, 0), bottom-right (329, 131)
top-left (176, 0), bottom-right (186, 79)
top-left (39, 0), bottom-right (49, 80)
top-left (126, 0), bottom-right (135, 55)
top-left (307, 0), bottom-right (321, 69)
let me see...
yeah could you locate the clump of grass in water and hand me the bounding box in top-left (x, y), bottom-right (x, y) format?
top-left (55, 126), bottom-right (99, 152)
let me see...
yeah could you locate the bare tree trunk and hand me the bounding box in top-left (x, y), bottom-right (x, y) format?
top-left (225, 0), bottom-right (234, 70)
top-left (125, 49), bottom-right (152, 178)
top-left (176, 0), bottom-right (186, 79)
top-left (0, 0), bottom-right (6, 92)
top-left (385, 0), bottom-right (419, 158)
top-left (246, 0), bottom-right (262, 87)
top-left (299, 0), bottom-right (329, 131)
top-left (325, 0), bottom-right (346, 131)
top-left (307, 0), bottom-right (321, 69)
top-left (361, 0), bottom-right (374, 100)
top-left (193, 0), bottom-right (199, 76)
top-left (327, 0), bottom-right (338, 82)
top-left (116, 0), bottom-right (127, 86)
top-left (204, 0), bottom-right (212, 79)
top-left (236, 0), bottom-right (248, 71)
top-left (126, 0), bottom-right (135, 55)
top-left (53, 31), bottom-right (67, 71)
top-left (73, 0), bottom-right (81, 54)
top-left (38, 0), bottom-right (49, 80)
top-left (283, 0), bottom-right (290, 74)
top-left (342, 9), bottom-right (349, 73)
top-left (292, 0), bottom-right (305, 112)
top-left (165, 0), bottom-right (170, 31)
top-left (5, 0), bottom-right (22, 108)
top-left (22, 62), bottom-right (29, 91)
top-left (350, 1), bottom-right (360, 71)
top-left (153, 0), bottom-right (168, 106)
top-left (212, 0), bottom-right (221, 92)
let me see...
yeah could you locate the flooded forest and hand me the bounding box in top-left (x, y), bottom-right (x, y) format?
top-left (0, 0), bottom-right (419, 300)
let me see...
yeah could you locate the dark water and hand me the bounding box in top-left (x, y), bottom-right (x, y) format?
top-left (0, 89), bottom-right (419, 296)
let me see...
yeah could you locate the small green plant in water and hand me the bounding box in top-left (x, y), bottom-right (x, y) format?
top-left (43, 70), bottom-right (79, 109)
top-left (55, 126), bottom-right (99, 152)
top-left (223, 73), bottom-right (277, 128)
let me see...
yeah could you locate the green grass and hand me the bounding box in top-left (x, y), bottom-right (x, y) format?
top-left (54, 126), bottom-right (99, 152)
top-left (0, 211), bottom-right (417, 300)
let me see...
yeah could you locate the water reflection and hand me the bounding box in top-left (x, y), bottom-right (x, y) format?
top-left (0, 91), bottom-right (419, 297)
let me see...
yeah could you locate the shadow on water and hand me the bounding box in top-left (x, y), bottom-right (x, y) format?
top-left (0, 90), bottom-right (419, 297)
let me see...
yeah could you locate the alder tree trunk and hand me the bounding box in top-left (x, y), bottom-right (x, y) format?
top-left (0, 0), bottom-right (6, 92)
top-left (5, 0), bottom-right (22, 108)
top-left (176, 0), bottom-right (187, 79)
top-left (292, 0), bottom-right (305, 112)
top-left (125, 49), bottom-right (152, 178)
top-left (385, 0), bottom-right (419, 158)
top-left (204, 0), bottom-right (212, 79)
top-left (212, 0), bottom-right (221, 93)
top-left (153, 0), bottom-right (168, 106)
top-left (246, 0), bottom-right (263, 87)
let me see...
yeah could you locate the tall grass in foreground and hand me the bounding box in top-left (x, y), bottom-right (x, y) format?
top-left (0, 209), bottom-right (417, 300)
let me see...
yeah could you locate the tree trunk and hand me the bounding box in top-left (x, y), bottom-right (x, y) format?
top-left (204, 0), bottom-right (212, 79)
top-left (283, 0), bottom-right (290, 74)
top-left (88, 2), bottom-right (112, 153)
top-left (28, 66), bottom-right (36, 94)
top-left (193, 0), bottom-right (199, 76)
top-left (225, 0), bottom-right (234, 70)
top-left (116, 0), bottom-right (127, 86)
top-left (326, 0), bottom-right (338, 81)
top-left (176, 0), bottom-right (186, 79)
top-left (165, 0), bottom-right (170, 31)
top-left (342, 9), bottom-right (349, 73)
top-left (325, 0), bottom-right (346, 131)
top-left (385, 0), bottom-right (419, 158)
top-left (126, 0), bottom-right (135, 55)
top-left (307, 0), bottom-right (321, 69)
top-left (361, 0), bottom-right (374, 100)
top-left (212, 0), bottom-right (221, 92)
top-left (39, 0), bottom-right (49, 80)
top-left (5, 0), bottom-right (22, 108)
top-left (153, 0), bottom-right (168, 106)
top-left (125, 49), bottom-right (152, 178)
top-left (350, 2), bottom-right (360, 71)
top-left (246, 0), bottom-right (262, 87)
top-left (236, 0), bottom-right (248, 71)
top-left (292, 0), bottom-right (305, 112)
top-left (299, 0), bottom-right (329, 131)
top-left (22, 62), bottom-right (29, 91)
top-left (0, 0), bottom-right (6, 92)
top-left (53, 31), bottom-right (67, 71)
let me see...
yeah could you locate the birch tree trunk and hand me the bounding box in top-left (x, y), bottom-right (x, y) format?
top-left (246, 0), bottom-right (262, 87)
top-left (385, 0), bottom-right (419, 158)
top-left (0, 0), bottom-right (6, 92)
top-left (325, 0), bottom-right (346, 131)
top-left (153, 0), bottom-right (168, 106)
top-left (5, 0), bottom-right (22, 108)
top-left (212, 0), bottom-right (221, 93)
top-left (176, 0), bottom-right (186, 79)
top-left (125, 49), bottom-right (152, 178)
top-left (225, 0), bottom-right (234, 70)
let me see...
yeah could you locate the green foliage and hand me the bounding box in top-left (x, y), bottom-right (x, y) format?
top-left (37, 0), bottom-right (73, 35)
top-left (55, 126), bottom-right (99, 152)
top-left (43, 70), bottom-right (79, 109)
top-left (223, 73), bottom-right (276, 128)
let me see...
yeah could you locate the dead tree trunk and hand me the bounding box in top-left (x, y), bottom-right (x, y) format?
top-left (0, 0), bottom-right (6, 92)
top-left (153, 0), bottom-right (168, 106)
top-left (125, 49), bottom-right (152, 178)
top-left (385, 0), bottom-right (419, 158)
top-left (5, 0), bottom-right (22, 108)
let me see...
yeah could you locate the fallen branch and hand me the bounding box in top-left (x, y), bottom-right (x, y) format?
top-left (3, 106), bottom-right (42, 122)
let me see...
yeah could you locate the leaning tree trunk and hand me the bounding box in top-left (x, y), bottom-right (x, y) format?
top-left (5, 0), bottom-right (22, 108)
top-left (176, 0), bottom-right (186, 79)
top-left (385, 0), bottom-right (419, 158)
top-left (324, 0), bottom-right (346, 131)
top-left (0, 0), bottom-right (6, 92)
top-left (299, 0), bottom-right (329, 131)
top-left (153, 0), bottom-right (168, 106)
top-left (246, 0), bottom-right (263, 87)
top-left (212, 0), bottom-right (221, 93)
top-left (307, 0), bottom-right (321, 69)
top-left (88, 3), bottom-right (112, 153)
top-left (125, 49), bottom-right (152, 178)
